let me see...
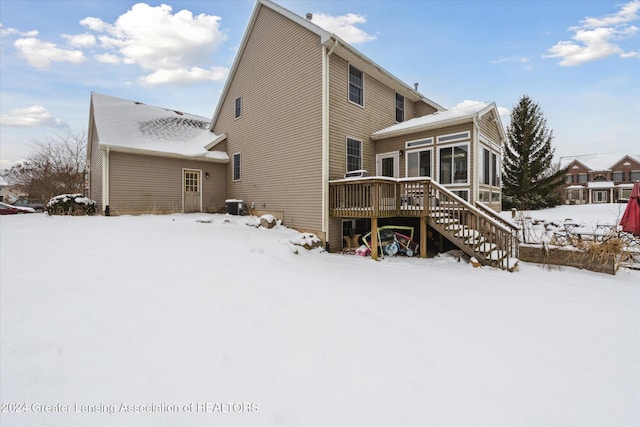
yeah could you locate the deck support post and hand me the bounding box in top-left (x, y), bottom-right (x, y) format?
top-left (371, 217), bottom-right (379, 260)
top-left (420, 216), bottom-right (427, 258)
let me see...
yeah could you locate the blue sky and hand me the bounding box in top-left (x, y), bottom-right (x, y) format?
top-left (1, 0), bottom-right (638, 170)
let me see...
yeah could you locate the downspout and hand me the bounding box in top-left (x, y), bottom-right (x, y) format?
top-left (102, 146), bottom-right (110, 215)
top-left (472, 115), bottom-right (480, 205)
top-left (322, 39), bottom-right (339, 249)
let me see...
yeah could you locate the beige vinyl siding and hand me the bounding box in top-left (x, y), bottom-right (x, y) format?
top-left (88, 120), bottom-right (103, 211)
top-left (108, 151), bottom-right (226, 215)
top-left (213, 5), bottom-right (324, 235)
top-left (479, 112), bottom-right (502, 143)
top-left (414, 101), bottom-right (439, 117)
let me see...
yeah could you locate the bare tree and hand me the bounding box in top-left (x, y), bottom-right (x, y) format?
top-left (2, 129), bottom-right (87, 201)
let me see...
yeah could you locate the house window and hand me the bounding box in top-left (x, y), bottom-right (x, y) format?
top-left (491, 152), bottom-right (500, 187)
top-left (612, 171), bottom-right (623, 181)
top-left (631, 171), bottom-right (640, 181)
top-left (578, 173), bottom-right (588, 183)
top-left (437, 131), bottom-right (470, 144)
top-left (440, 145), bottom-right (468, 184)
top-left (395, 92), bottom-right (404, 122)
top-left (233, 153), bottom-right (241, 181)
top-left (406, 138), bottom-right (433, 148)
top-left (234, 97), bottom-right (242, 119)
top-left (407, 149), bottom-right (432, 177)
top-left (348, 65), bottom-right (364, 106)
top-left (346, 138), bottom-right (362, 172)
top-left (565, 175), bottom-right (573, 184)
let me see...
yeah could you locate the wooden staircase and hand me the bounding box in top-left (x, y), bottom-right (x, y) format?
top-left (329, 177), bottom-right (520, 271)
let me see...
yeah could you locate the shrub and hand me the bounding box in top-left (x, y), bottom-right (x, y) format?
top-left (47, 193), bottom-right (97, 216)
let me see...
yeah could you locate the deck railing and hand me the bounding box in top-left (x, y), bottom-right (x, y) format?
top-left (329, 177), bottom-right (519, 269)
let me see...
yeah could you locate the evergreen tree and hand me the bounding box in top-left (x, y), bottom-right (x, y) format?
top-left (502, 95), bottom-right (567, 210)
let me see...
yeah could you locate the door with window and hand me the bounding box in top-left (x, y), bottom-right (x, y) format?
top-left (376, 152), bottom-right (399, 178)
top-left (593, 190), bottom-right (607, 203)
top-left (183, 169), bottom-right (201, 213)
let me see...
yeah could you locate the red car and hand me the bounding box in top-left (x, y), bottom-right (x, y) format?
top-left (0, 202), bottom-right (36, 215)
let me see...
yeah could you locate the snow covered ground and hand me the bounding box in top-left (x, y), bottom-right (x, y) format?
top-left (1, 205), bottom-right (639, 427)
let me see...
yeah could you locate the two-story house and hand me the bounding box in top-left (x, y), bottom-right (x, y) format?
top-left (560, 154), bottom-right (640, 204)
top-left (88, 0), bottom-right (515, 268)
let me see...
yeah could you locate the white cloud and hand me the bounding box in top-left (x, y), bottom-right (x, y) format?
top-left (0, 24), bottom-right (38, 37)
top-left (95, 53), bottom-right (121, 64)
top-left (62, 32), bottom-right (96, 48)
top-left (0, 105), bottom-right (67, 128)
top-left (310, 12), bottom-right (376, 44)
top-left (491, 56), bottom-right (533, 70)
top-left (78, 3), bottom-right (229, 85)
top-left (13, 37), bottom-right (85, 68)
top-left (546, 0), bottom-right (640, 66)
top-left (139, 66), bottom-right (228, 85)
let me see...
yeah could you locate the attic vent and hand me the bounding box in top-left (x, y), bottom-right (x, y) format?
top-left (306, 13), bottom-right (312, 20)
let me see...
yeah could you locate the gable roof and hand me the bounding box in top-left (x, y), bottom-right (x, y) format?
top-left (371, 102), bottom-right (504, 140)
top-left (90, 92), bottom-right (228, 162)
top-left (210, 0), bottom-right (444, 129)
top-left (559, 153), bottom-right (640, 171)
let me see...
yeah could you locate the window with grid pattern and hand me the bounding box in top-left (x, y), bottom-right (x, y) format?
top-left (346, 138), bottom-right (362, 172)
top-left (348, 65), bottom-right (363, 106)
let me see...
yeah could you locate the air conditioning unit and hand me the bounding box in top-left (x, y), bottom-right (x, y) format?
top-left (225, 199), bottom-right (244, 215)
top-left (344, 169), bottom-right (369, 178)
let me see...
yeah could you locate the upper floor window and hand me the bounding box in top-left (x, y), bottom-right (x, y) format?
top-left (631, 171), bottom-right (640, 181)
top-left (612, 171), bottom-right (623, 181)
top-left (348, 65), bottom-right (364, 106)
top-left (395, 93), bottom-right (404, 122)
top-left (234, 97), bottom-right (242, 119)
top-left (346, 138), bottom-right (362, 172)
top-left (578, 173), bottom-right (588, 183)
top-left (233, 153), bottom-right (241, 181)
top-left (565, 175), bottom-right (573, 184)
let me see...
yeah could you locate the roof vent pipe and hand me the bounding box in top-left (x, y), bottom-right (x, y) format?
top-left (414, 82), bottom-right (419, 91)
top-left (306, 13), bottom-right (313, 20)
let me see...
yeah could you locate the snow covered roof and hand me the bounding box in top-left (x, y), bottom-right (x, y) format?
top-left (371, 102), bottom-right (500, 140)
top-left (559, 153), bottom-right (640, 171)
top-left (90, 92), bottom-right (228, 162)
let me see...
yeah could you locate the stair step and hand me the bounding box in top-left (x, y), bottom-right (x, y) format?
top-left (436, 217), bottom-right (457, 225)
top-left (487, 249), bottom-right (507, 261)
top-left (446, 224), bottom-right (467, 231)
top-left (465, 236), bottom-right (485, 246)
top-left (455, 229), bottom-right (480, 239)
top-left (476, 242), bottom-right (497, 253)
top-left (430, 212), bottom-right (451, 218)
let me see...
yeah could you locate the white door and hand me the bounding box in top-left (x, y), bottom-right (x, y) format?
top-left (376, 152), bottom-right (399, 177)
top-left (183, 170), bottom-right (202, 212)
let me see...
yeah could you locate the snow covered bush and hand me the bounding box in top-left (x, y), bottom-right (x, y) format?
top-left (47, 193), bottom-right (97, 216)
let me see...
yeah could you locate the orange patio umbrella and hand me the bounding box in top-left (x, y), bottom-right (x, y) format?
top-left (620, 181), bottom-right (640, 236)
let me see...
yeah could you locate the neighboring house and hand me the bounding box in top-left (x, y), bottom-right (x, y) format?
top-left (88, 0), bottom-right (512, 267)
top-left (0, 175), bottom-right (21, 203)
top-left (560, 154), bottom-right (640, 204)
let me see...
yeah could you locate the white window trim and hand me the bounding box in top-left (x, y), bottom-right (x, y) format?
top-left (395, 92), bottom-right (404, 123)
top-left (234, 96), bottom-right (242, 120)
top-left (345, 137), bottom-right (363, 172)
top-left (437, 131), bottom-right (470, 144)
top-left (347, 63), bottom-right (365, 108)
top-left (438, 142), bottom-right (470, 185)
top-left (232, 152), bottom-right (241, 182)
top-left (405, 137), bottom-right (433, 149)
top-left (405, 147), bottom-right (433, 178)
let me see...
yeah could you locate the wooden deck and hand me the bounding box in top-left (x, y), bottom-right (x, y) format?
top-left (329, 177), bottom-right (519, 270)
